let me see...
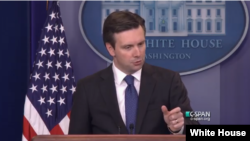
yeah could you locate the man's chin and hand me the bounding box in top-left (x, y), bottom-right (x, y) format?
top-left (131, 65), bottom-right (143, 72)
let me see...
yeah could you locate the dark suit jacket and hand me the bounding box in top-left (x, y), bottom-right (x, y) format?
top-left (68, 63), bottom-right (199, 134)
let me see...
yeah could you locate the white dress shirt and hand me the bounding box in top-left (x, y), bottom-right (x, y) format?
top-left (112, 62), bottom-right (183, 134)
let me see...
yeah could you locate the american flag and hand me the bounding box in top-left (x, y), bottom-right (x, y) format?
top-left (22, 1), bottom-right (76, 141)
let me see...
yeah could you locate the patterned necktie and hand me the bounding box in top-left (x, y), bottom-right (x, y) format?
top-left (124, 75), bottom-right (138, 134)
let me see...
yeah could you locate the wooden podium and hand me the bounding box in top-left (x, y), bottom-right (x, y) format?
top-left (32, 135), bottom-right (185, 141)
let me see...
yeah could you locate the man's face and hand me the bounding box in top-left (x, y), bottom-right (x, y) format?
top-left (106, 26), bottom-right (146, 74)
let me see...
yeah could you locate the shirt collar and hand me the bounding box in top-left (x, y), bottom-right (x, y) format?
top-left (112, 62), bottom-right (142, 85)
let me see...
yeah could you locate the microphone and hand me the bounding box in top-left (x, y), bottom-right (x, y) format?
top-left (129, 124), bottom-right (134, 134)
top-left (117, 126), bottom-right (121, 134)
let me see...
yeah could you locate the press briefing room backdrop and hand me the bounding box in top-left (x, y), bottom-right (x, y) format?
top-left (0, 1), bottom-right (250, 141)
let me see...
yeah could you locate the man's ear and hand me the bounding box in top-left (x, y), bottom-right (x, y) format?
top-left (106, 43), bottom-right (115, 57)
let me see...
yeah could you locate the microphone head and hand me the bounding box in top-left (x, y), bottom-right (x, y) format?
top-left (129, 123), bottom-right (134, 129)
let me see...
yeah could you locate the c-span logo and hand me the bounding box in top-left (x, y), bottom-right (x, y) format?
top-left (79, 1), bottom-right (248, 75)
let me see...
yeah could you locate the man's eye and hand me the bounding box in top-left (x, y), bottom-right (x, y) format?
top-left (138, 42), bottom-right (144, 47)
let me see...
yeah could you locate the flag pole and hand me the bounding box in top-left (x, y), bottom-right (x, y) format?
top-left (46, 0), bottom-right (48, 11)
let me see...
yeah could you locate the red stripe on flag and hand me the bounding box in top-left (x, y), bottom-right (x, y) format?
top-left (50, 124), bottom-right (64, 134)
top-left (23, 116), bottom-right (37, 141)
top-left (67, 111), bottom-right (71, 118)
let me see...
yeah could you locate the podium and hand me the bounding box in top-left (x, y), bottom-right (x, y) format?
top-left (32, 135), bottom-right (185, 141)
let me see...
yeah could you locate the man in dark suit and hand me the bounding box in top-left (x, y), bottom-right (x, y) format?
top-left (68, 11), bottom-right (199, 135)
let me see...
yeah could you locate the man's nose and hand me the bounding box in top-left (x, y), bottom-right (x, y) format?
top-left (133, 46), bottom-right (141, 57)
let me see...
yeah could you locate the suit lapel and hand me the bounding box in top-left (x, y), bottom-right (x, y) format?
top-left (135, 63), bottom-right (156, 134)
top-left (100, 65), bottom-right (128, 134)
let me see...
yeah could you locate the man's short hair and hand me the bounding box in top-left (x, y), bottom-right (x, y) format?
top-left (103, 11), bottom-right (146, 48)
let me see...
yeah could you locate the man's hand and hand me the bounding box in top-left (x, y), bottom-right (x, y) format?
top-left (161, 105), bottom-right (184, 132)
